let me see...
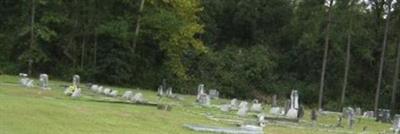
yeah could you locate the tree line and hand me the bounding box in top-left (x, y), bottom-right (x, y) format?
top-left (0, 0), bottom-right (400, 112)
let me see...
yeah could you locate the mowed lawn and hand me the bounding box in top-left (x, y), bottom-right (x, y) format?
top-left (0, 75), bottom-right (392, 134)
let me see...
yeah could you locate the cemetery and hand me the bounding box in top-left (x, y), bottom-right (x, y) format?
top-left (0, 74), bottom-right (398, 134)
top-left (1, 0), bottom-right (400, 134)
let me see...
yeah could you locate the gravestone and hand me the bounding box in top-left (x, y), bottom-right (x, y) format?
top-left (109, 90), bottom-right (118, 97)
top-left (73, 75), bottom-right (80, 88)
top-left (239, 101), bottom-right (248, 109)
top-left (39, 74), bottom-right (49, 90)
top-left (230, 99), bottom-right (239, 110)
top-left (166, 87), bottom-right (173, 97)
top-left (377, 109), bottom-right (391, 122)
top-left (197, 84), bottom-right (205, 100)
top-left (220, 104), bottom-right (230, 112)
top-left (393, 115), bottom-right (400, 134)
top-left (198, 94), bottom-right (210, 106)
top-left (284, 99), bottom-right (290, 115)
top-left (209, 89), bottom-right (219, 99)
top-left (91, 84), bottom-right (99, 92)
top-left (355, 107), bottom-right (362, 116)
top-left (122, 90), bottom-right (133, 100)
top-left (19, 73), bottom-right (34, 87)
top-left (103, 88), bottom-right (111, 95)
top-left (250, 100), bottom-right (262, 113)
top-left (363, 111), bottom-right (374, 118)
top-left (237, 108), bottom-right (247, 117)
top-left (270, 107), bottom-right (283, 115)
top-left (347, 107), bottom-right (355, 129)
top-left (157, 85), bottom-right (164, 96)
top-left (272, 94), bottom-right (277, 107)
top-left (237, 101), bottom-right (248, 117)
top-left (286, 90), bottom-right (299, 119)
top-left (130, 92), bottom-right (144, 103)
top-left (71, 88), bottom-right (81, 98)
top-left (97, 86), bottom-right (104, 94)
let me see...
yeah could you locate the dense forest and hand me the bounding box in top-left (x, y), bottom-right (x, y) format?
top-left (1, 0), bottom-right (400, 111)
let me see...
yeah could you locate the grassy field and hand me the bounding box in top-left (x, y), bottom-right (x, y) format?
top-left (0, 75), bottom-right (393, 134)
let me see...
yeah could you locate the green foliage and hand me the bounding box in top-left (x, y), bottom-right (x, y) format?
top-left (0, 0), bottom-right (399, 109)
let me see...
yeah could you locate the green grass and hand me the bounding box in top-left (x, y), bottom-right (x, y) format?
top-left (0, 75), bottom-right (393, 134)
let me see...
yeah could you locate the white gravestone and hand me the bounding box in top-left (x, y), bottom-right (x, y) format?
top-left (91, 84), bottom-right (99, 92)
top-left (109, 90), bottom-right (118, 97)
top-left (250, 100), bottom-right (262, 113)
top-left (166, 87), bottom-right (173, 97)
top-left (198, 94), bottom-right (210, 106)
top-left (130, 93), bottom-right (144, 103)
top-left (97, 86), bottom-right (104, 94)
top-left (19, 73), bottom-right (34, 87)
top-left (286, 90), bottom-right (299, 119)
top-left (73, 75), bottom-right (80, 88)
top-left (103, 88), bottom-right (111, 95)
top-left (237, 101), bottom-right (249, 117)
top-left (122, 91), bottom-right (134, 100)
top-left (39, 74), bottom-right (50, 90)
top-left (230, 99), bottom-right (239, 110)
top-left (196, 84), bottom-right (205, 100)
top-left (71, 88), bottom-right (81, 98)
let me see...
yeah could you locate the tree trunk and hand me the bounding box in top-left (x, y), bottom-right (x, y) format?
top-left (29, 0), bottom-right (36, 76)
top-left (340, 33), bottom-right (351, 108)
top-left (132, 0), bottom-right (145, 53)
top-left (391, 40), bottom-right (400, 117)
top-left (374, 0), bottom-right (392, 118)
top-left (80, 38), bottom-right (86, 70)
top-left (318, 0), bottom-right (334, 111)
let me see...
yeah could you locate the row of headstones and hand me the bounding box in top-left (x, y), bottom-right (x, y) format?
top-left (196, 84), bottom-right (219, 106)
top-left (19, 73), bottom-right (50, 90)
top-left (219, 99), bottom-right (263, 117)
top-left (269, 90), bottom-right (301, 119)
top-left (90, 84), bottom-right (146, 103)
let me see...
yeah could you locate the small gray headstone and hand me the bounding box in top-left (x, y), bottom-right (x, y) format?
top-left (209, 89), bottom-right (219, 99)
top-left (109, 90), bottom-right (118, 97)
top-left (250, 104), bottom-right (262, 113)
top-left (130, 92), bottom-right (144, 103)
top-left (103, 88), bottom-right (111, 95)
top-left (270, 107), bottom-right (284, 115)
top-left (39, 74), bottom-right (49, 90)
top-left (237, 103), bottom-right (248, 117)
top-left (198, 94), bottom-right (210, 106)
top-left (97, 86), bottom-right (104, 94)
top-left (166, 87), bottom-right (173, 97)
top-left (122, 90), bottom-right (134, 100)
top-left (91, 84), bottom-right (99, 92)
top-left (230, 99), bottom-right (239, 110)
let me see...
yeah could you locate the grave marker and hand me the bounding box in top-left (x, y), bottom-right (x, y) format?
top-left (39, 74), bottom-right (49, 90)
